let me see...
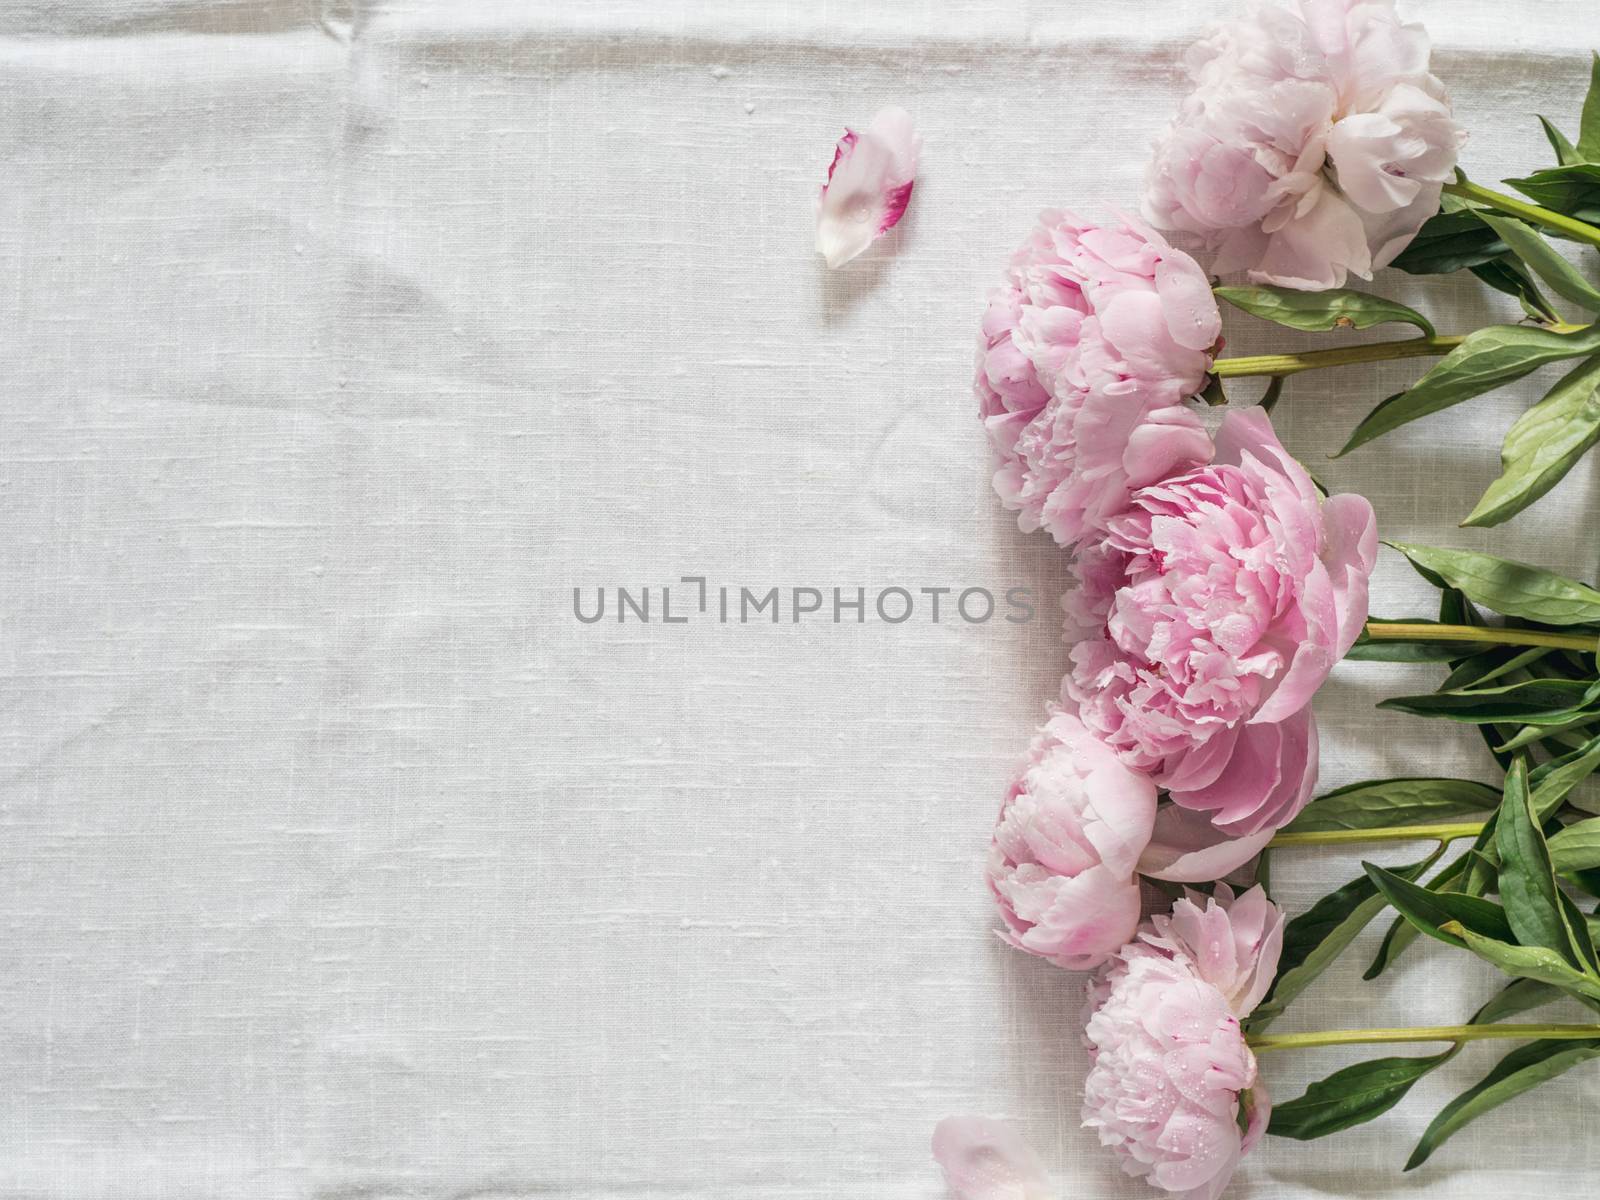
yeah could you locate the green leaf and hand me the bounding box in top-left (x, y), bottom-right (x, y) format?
top-left (1437, 586), bottom-right (1481, 629)
top-left (1407, 1038), bottom-right (1600, 1170)
top-left (1495, 758), bottom-right (1575, 959)
top-left (1580, 50), bottom-right (1600, 162)
top-left (1436, 589), bottom-right (1527, 773)
top-left (1473, 977), bottom-right (1566, 1024)
top-left (1365, 860), bottom-right (1465, 980)
top-left (1269, 978), bottom-right (1565, 1142)
top-left (1476, 215), bottom-right (1600, 312)
top-left (1464, 354), bottom-right (1600, 527)
top-left (1368, 823), bottom-right (1510, 982)
top-left (1559, 887), bottom-right (1600, 976)
top-left (1378, 677), bottom-right (1597, 725)
top-left (1366, 915), bottom-right (1422, 978)
top-left (1550, 817), bottom-right (1600, 874)
top-left (1539, 115), bottom-right (1582, 167)
top-left (1461, 839), bottom-right (1505, 897)
top-left (1444, 646), bottom-right (1552, 692)
top-left (1363, 862), bottom-right (1517, 946)
top-left (1496, 713), bottom-right (1600, 753)
top-left (1471, 257), bottom-right (1561, 324)
top-left (1282, 778), bottom-right (1500, 834)
top-left (1364, 871), bottom-right (1460, 980)
top-left (1269, 1051), bottom-right (1453, 1141)
top-left (1448, 925), bottom-right (1600, 1000)
top-left (1506, 163), bottom-right (1600, 222)
top-left (1365, 774), bottom-right (1513, 982)
top-left (1531, 732), bottom-right (1600, 815)
top-left (1215, 284), bottom-right (1435, 337)
top-left (1250, 852), bottom-right (1442, 1031)
top-left (1338, 324), bottom-right (1600, 455)
top-left (1383, 542), bottom-right (1600, 626)
top-left (1392, 208), bottom-right (1509, 275)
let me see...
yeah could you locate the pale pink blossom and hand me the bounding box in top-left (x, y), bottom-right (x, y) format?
top-left (932, 1116), bottom-right (1057, 1200)
top-left (975, 212), bottom-right (1220, 548)
top-left (1063, 408), bottom-right (1377, 840)
top-left (988, 709), bottom-right (1157, 970)
top-left (815, 106), bottom-right (920, 268)
top-left (1144, 0), bottom-right (1463, 289)
top-left (1082, 886), bottom-right (1282, 1200)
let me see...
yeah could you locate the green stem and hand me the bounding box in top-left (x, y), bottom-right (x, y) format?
top-left (1212, 335), bottom-right (1463, 379)
top-left (1444, 179), bottom-right (1600, 250)
top-left (1268, 821), bottom-right (1484, 849)
top-left (1364, 621), bottom-right (1598, 653)
top-left (1249, 1023), bottom-right (1600, 1053)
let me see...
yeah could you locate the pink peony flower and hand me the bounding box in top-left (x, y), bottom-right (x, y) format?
top-left (1063, 407), bottom-right (1377, 840)
top-left (1082, 886), bottom-right (1283, 1200)
top-left (988, 709), bottom-right (1158, 970)
top-left (815, 106), bottom-right (920, 268)
top-left (975, 211), bottom-right (1220, 548)
top-left (932, 1116), bottom-right (1057, 1200)
top-left (1144, 0), bottom-right (1463, 289)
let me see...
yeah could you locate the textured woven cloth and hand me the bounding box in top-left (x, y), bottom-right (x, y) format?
top-left (3, 2), bottom-right (1599, 1197)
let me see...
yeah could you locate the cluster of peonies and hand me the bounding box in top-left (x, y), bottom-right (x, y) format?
top-left (979, 234), bottom-right (1378, 971)
top-left (972, 205), bottom-right (1376, 1189)
top-left (964, 3), bottom-right (1440, 1195)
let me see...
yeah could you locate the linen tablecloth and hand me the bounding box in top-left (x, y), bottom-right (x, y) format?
top-left (4, 1), bottom-right (1600, 1196)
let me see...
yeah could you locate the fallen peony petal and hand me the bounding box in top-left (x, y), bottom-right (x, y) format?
top-left (932, 1116), bottom-right (1057, 1200)
top-left (816, 106), bottom-right (920, 268)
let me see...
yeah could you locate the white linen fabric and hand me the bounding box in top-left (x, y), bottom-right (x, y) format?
top-left (3, 2), bottom-right (1600, 1197)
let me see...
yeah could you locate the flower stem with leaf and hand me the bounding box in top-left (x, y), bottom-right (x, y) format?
top-left (1360, 621), bottom-right (1599, 653)
top-left (1443, 178), bottom-right (1600, 251)
top-left (1268, 822), bottom-right (1484, 849)
top-left (1249, 1024), bottom-right (1600, 1053)
top-left (1212, 336), bottom-right (1464, 379)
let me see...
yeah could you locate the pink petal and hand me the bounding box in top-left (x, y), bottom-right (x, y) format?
top-left (815, 106), bottom-right (921, 268)
top-left (1154, 247), bottom-right (1223, 351)
top-left (1364, 181), bottom-right (1444, 270)
top-left (1172, 707), bottom-right (1318, 835)
top-left (1241, 1078), bottom-right (1271, 1153)
top-left (1326, 111), bottom-right (1418, 212)
top-left (1002, 865), bottom-right (1144, 971)
top-left (932, 1116), bottom-right (1056, 1200)
top-left (1138, 805), bottom-right (1273, 882)
top-left (1250, 185), bottom-right (1373, 289)
top-left (1212, 408), bottom-right (1319, 511)
top-left (1159, 722), bottom-right (1243, 796)
top-left (1321, 491), bottom-right (1379, 657)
